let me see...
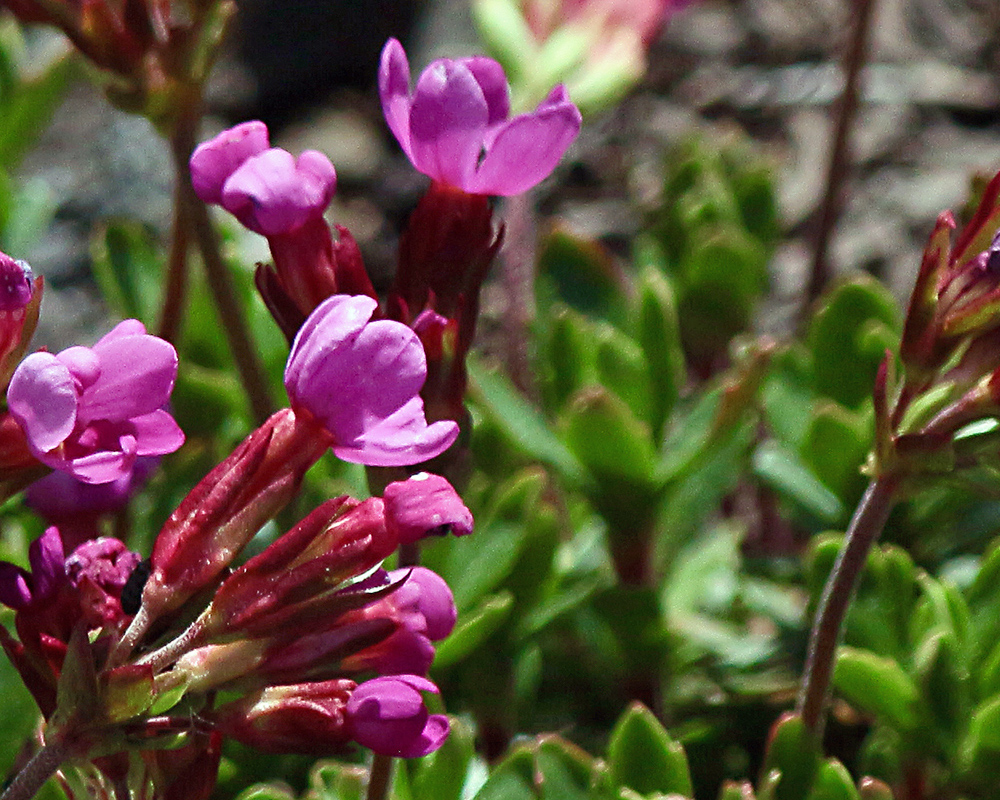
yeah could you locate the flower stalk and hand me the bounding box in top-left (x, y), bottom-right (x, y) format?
top-left (796, 474), bottom-right (900, 735)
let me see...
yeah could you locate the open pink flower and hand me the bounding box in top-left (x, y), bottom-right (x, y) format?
top-left (190, 121), bottom-right (337, 237)
top-left (379, 38), bottom-right (581, 196)
top-left (7, 320), bottom-right (184, 483)
top-left (284, 295), bottom-right (458, 467)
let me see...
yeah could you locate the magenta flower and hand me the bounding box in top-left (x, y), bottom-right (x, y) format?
top-left (379, 37), bottom-right (581, 196)
top-left (220, 148), bottom-right (337, 237)
top-left (189, 121), bottom-right (270, 205)
top-left (384, 472), bottom-right (473, 544)
top-left (7, 320), bottom-right (184, 484)
top-left (284, 294), bottom-right (459, 467)
top-left (346, 674), bottom-right (449, 757)
top-left (190, 122), bottom-right (337, 237)
top-left (0, 526), bottom-right (64, 610)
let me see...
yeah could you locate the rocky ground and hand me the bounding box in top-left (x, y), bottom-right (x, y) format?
top-left (13, 0), bottom-right (1000, 348)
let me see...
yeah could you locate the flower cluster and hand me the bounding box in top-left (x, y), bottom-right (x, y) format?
top-left (0, 31), bottom-right (580, 800)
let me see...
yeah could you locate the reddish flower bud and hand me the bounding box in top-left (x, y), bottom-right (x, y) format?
top-left (209, 679), bottom-right (356, 755)
top-left (0, 254), bottom-right (42, 394)
top-left (142, 409), bottom-right (332, 623)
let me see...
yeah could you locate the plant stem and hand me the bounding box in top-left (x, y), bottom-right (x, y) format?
top-left (365, 753), bottom-right (394, 800)
top-left (174, 111), bottom-right (275, 426)
top-left (796, 475), bottom-right (899, 735)
top-left (158, 122), bottom-right (194, 344)
top-left (802, 0), bottom-right (879, 317)
top-left (0, 738), bottom-right (71, 800)
top-left (500, 193), bottom-right (537, 397)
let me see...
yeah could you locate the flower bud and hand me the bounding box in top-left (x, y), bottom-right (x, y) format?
top-left (209, 679), bottom-right (356, 754)
top-left (346, 674), bottom-right (449, 757)
top-left (383, 473), bottom-right (473, 544)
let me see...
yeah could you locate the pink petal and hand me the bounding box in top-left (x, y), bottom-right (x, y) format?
top-left (379, 38), bottom-right (415, 160)
top-left (7, 351), bottom-right (78, 452)
top-left (317, 320), bottom-right (429, 442)
top-left (64, 446), bottom-right (136, 485)
top-left (401, 714), bottom-right (450, 758)
top-left (81, 335), bottom-right (178, 423)
top-left (222, 148), bottom-right (336, 236)
top-left (96, 319), bottom-right (147, 344)
top-left (284, 295), bottom-right (380, 404)
top-left (460, 56), bottom-right (510, 129)
top-left (383, 473), bottom-right (473, 544)
top-left (56, 346), bottom-right (101, 390)
top-left (131, 409), bottom-right (185, 456)
top-left (335, 411), bottom-right (459, 467)
top-left (408, 59), bottom-right (490, 189)
top-left (468, 85), bottom-right (581, 195)
top-left (190, 121), bottom-right (271, 205)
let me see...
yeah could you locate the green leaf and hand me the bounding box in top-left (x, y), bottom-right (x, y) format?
top-left (433, 591), bottom-right (514, 669)
top-left (541, 306), bottom-right (600, 413)
top-left (469, 356), bottom-right (586, 484)
top-left (472, 747), bottom-right (536, 800)
top-left (595, 322), bottom-right (654, 428)
top-left (807, 760), bottom-right (859, 800)
top-left (90, 219), bottom-right (164, 322)
top-left (635, 263), bottom-right (686, 437)
top-left (800, 403), bottom-right (871, 504)
top-left (0, 47), bottom-right (74, 171)
top-left (309, 760), bottom-right (367, 800)
top-left (753, 439), bottom-right (844, 524)
top-left (761, 714), bottom-right (820, 800)
top-left (833, 647), bottom-right (922, 731)
top-left (808, 277), bottom-right (899, 409)
top-left (606, 703), bottom-right (693, 797)
top-left (560, 386), bottom-right (657, 486)
top-left (536, 227), bottom-right (626, 323)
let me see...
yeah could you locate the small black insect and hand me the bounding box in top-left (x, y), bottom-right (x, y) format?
top-left (121, 559), bottom-right (151, 616)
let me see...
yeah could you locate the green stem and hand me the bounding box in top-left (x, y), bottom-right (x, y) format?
top-left (0, 738), bottom-right (71, 800)
top-left (796, 475), bottom-right (899, 735)
top-left (365, 753), bottom-right (394, 800)
top-left (175, 112), bottom-right (275, 426)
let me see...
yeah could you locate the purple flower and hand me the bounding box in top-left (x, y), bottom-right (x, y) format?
top-left (190, 122), bottom-right (337, 237)
top-left (388, 567), bottom-right (457, 642)
top-left (284, 295), bottom-right (458, 467)
top-left (7, 320), bottom-right (184, 484)
top-left (0, 253), bottom-right (33, 312)
top-left (65, 536), bottom-right (141, 626)
top-left (189, 121), bottom-right (270, 205)
top-left (0, 526), bottom-right (64, 610)
top-left (346, 674), bottom-right (449, 757)
top-left (220, 148), bottom-right (337, 237)
top-left (379, 37), bottom-right (581, 195)
top-left (384, 472), bottom-right (473, 544)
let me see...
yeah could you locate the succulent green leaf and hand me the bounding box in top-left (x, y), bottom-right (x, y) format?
top-left (607, 703), bottom-right (693, 797)
top-left (761, 713), bottom-right (820, 800)
top-left (469, 357), bottom-right (586, 484)
top-left (807, 760), bottom-right (859, 800)
top-left (433, 591), bottom-right (514, 669)
top-left (833, 647), bottom-right (922, 731)
top-left (808, 277), bottom-right (899, 409)
top-left (752, 439), bottom-right (844, 524)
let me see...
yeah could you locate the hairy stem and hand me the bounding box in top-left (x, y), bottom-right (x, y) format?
top-left (365, 753), bottom-right (394, 800)
top-left (0, 738), bottom-right (71, 800)
top-left (802, 0), bottom-right (879, 316)
top-left (797, 475), bottom-right (899, 735)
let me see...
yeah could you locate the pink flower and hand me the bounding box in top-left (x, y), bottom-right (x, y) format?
top-left (189, 121), bottom-right (270, 205)
top-left (190, 122), bottom-right (337, 237)
top-left (284, 295), bottom-right (459, 467)
top-left (379, 38), bottom-right (581, 196)
top-left (7, 320), bottom-right (184, 484)
top-left (346, 674), bottom-right (449, 757)
top-left (384, 472), bottom-right (473, 544)
top-left (221, 148), bottom-right (337, 237)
